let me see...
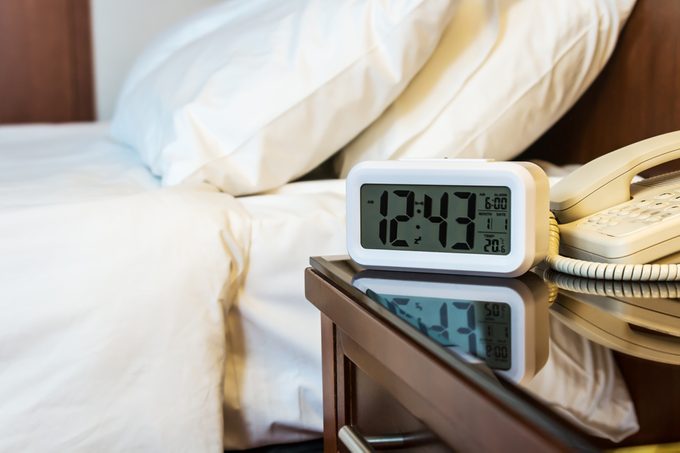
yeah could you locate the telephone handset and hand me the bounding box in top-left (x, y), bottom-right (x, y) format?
top-left (551, 130), bottom-right (680, 224)
top-left (547, 131), bottom-right (680, 280)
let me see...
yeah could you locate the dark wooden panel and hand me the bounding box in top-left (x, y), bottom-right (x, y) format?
top-left (0, 0), bottom-right (94, 123)
top-left (321, 315), bottom-right (340, 453)
top-left (519, 0), bottom-right (680, 166)
top-left (614, 353), bottom-right (680, 446)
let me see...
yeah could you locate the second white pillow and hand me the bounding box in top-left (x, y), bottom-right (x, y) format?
top-left (336, 0), bottom-right (636, 176)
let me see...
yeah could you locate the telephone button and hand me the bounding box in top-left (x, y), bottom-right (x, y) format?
top-left (603, 222), bottom-right (646, 237)
top-left (646, 215), bottom-right (663, 223)
top-left (655, 192), bottom-right (674, 199)
top-left (637, 199), bottom-right (652, 206)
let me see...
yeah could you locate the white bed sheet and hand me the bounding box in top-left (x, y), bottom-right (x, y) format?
top-left (0, 122), bottom-right (159, 208)
top-left (0, 123), bottom-right (252, 451)
top-left (225, 180), bottom-right (346, 448)
top-left (0, 122), bottom-right (347, 450)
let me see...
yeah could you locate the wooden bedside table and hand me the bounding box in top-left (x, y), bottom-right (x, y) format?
top-left (305, 257), bottom-right (680, 452)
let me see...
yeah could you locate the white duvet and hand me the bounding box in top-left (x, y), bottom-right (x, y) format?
top-left (0, 123), bottom-right (346, 451)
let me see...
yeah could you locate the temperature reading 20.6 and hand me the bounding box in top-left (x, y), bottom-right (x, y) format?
top-left (484, 238), bottom-right (505, 254)
top-left (360, 184), bottom-right (511, 255)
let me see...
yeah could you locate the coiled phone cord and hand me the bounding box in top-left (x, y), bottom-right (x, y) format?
top-left (546, 213), bottom-right (680, 281)
top-left (542, 268), bottom-right (680, 299)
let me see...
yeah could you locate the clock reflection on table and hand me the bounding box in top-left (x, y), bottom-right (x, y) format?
top-left (352, 270), bottom-right (549, 384)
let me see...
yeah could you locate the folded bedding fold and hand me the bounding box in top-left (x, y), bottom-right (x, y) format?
top-left (0, 186), bottom-right (252, 452)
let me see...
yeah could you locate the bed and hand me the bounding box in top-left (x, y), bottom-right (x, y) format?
top-left (0, 0), bottom-right (678, 451)
top-left (0, 122), bottom-right (346, 450)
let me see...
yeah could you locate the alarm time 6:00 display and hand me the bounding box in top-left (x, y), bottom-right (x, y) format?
top-left (346, 160), bottom-right (550, 277)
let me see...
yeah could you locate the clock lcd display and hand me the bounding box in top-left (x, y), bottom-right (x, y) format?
top-left (367, 290), bottom-right (512, 370)
top-left (360, 184), bottom-right (511, 255)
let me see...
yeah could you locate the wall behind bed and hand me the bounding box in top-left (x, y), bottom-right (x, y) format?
top-left (90, 0), bottom-right (219, 120)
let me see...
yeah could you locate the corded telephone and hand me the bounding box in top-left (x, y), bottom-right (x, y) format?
top-left (548, 130), bottom-right (680, 280)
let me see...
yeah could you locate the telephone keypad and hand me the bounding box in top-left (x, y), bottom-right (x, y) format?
top-left (583, 189), bottom-right (680, 237)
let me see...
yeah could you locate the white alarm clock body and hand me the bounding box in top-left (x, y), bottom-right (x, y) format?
top-left (352, 274), bottom-right (550, 383)
top-left (346, 159), bottom-right (549, 277)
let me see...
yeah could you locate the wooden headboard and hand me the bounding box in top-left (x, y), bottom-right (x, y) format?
top-left (0, 0), bottom-right (94, 124)
top-left (518, 0), bottom-right (680, 166)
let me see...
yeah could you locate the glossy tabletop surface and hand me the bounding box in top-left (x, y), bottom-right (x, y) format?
top-left (310, 256), bottom-right (680, 450)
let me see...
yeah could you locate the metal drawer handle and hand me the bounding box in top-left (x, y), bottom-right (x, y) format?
top-left (339, 425), bottom-right (436, 452)
top-left (339, 426), bottom-right (374, 453)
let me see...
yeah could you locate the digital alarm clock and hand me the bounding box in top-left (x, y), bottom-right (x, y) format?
top-left (352, 271), bottom-right (550, 383)
top-left (346, 159), bottom-right (550, 277)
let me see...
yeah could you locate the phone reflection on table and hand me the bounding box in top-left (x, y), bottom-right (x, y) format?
top-left (526, 272), bottom-right (680, 443)
top-left (351, 270), bottom-right (550, 384)
top-left (544, 271), bottom-right (680, 365)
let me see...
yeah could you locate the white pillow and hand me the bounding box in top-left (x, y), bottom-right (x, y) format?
top-left (336, 0), bottom-right (637, 176)
top-left (111, 0), bottom-right (458, 195)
